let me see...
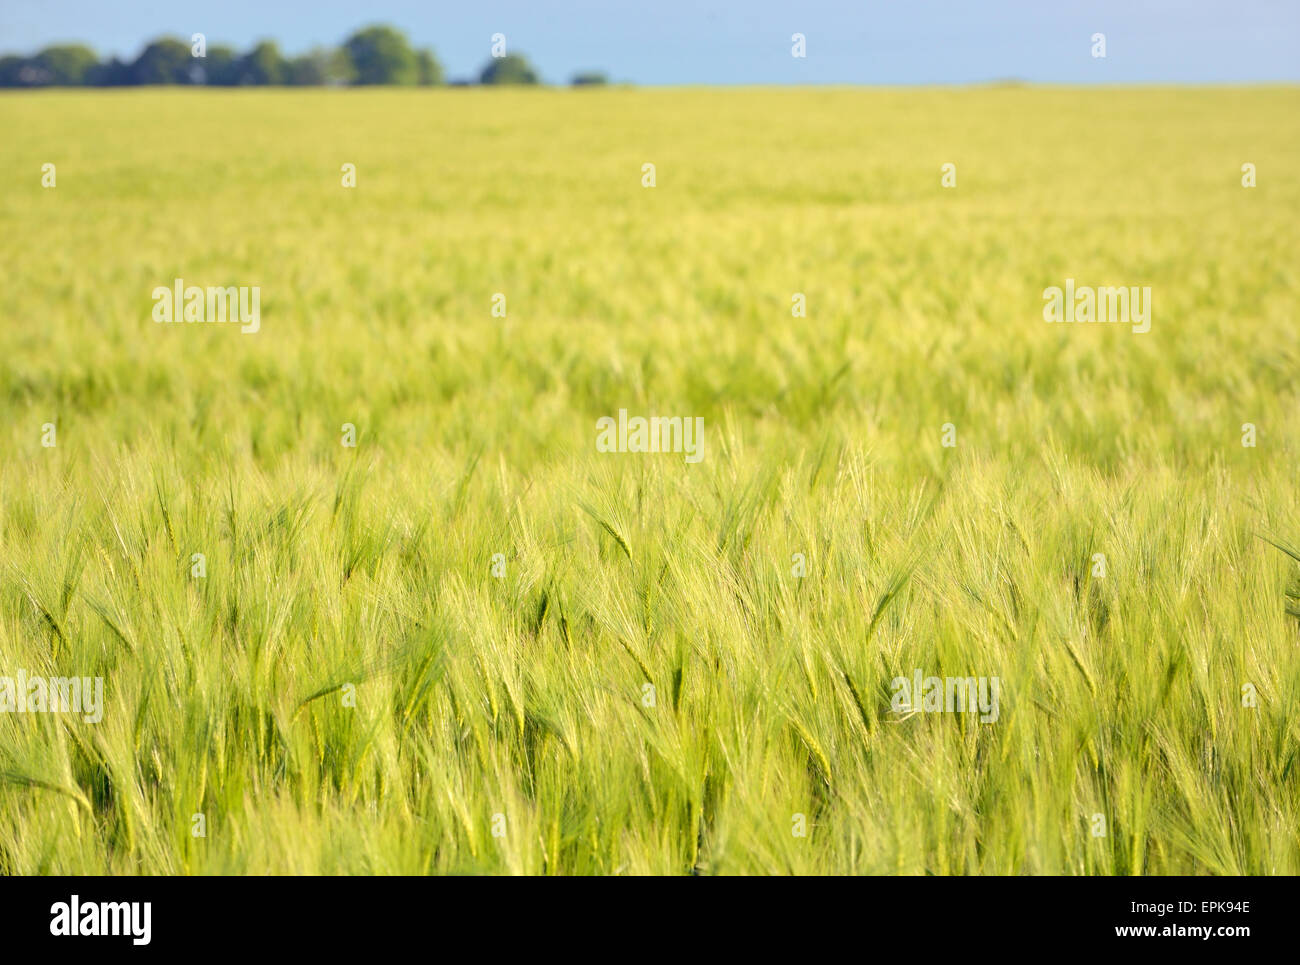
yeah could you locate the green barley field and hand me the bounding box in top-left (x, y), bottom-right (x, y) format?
top-left (1, 87), bottom-right (1298, 874)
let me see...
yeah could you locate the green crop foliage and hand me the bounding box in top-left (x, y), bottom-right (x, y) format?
top-left (0, 87), bottom-right (1297, 874)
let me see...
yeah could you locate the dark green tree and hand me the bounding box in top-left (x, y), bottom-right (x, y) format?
top-left (343, 25), bottom-right (417, 85)
top-left (233, 41), bottom-right (286, 85)
top-left (415, 48), bottom-right (444, 85)
top-left (129, 37), bottom-right (193, 84)
top-left (479, 53), bottom-right (540, 85)
top-left (30, 45), bottom-right (99, 85)
top-left (0, 55), bottom-right (28, 86)
top-left (286, 47), bottom-right (355, 86)
top-left (199, 45), bottom-right (239, 85)
top-left (570, 71), bottom-right (608, 87)
top-left (85, 56), bottom-right (130, 86)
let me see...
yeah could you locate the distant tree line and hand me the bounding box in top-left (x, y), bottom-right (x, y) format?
top-left (0, 25), bottom-right (610, 88)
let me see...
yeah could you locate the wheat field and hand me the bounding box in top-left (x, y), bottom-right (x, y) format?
top-left (1, 87), bottom-right (1298, 874)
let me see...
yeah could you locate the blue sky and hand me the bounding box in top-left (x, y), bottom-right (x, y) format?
top-left (1, 0), bottom-right (1296, 84)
